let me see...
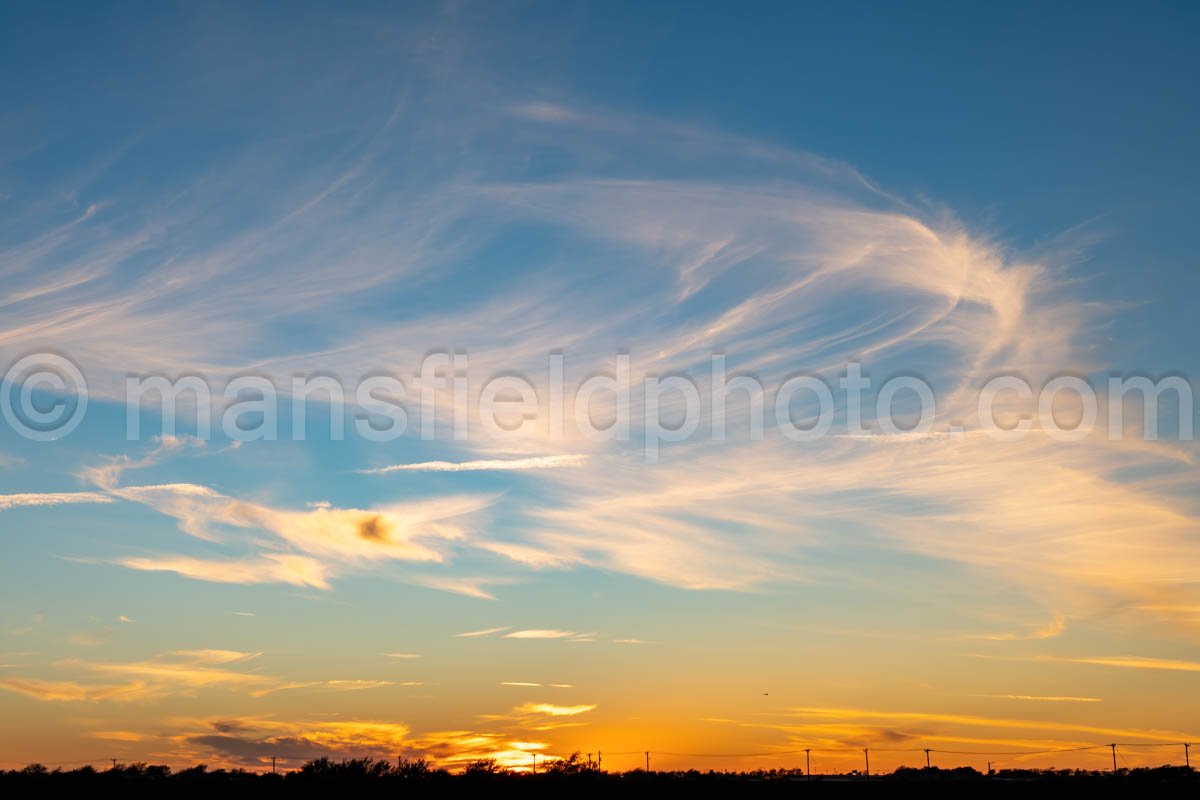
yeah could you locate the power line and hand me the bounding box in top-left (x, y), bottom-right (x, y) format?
top-left (11, 739), bottom-right (1200, 775)
top-left (590, 741), bottom-right (1197, 760)
top-left (927, 745), bottom-right (1106, 756)
top-left (653, 749), bottom-right (809, 758)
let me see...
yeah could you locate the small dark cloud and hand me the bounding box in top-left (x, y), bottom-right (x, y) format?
top-left (187, 734), bottom-right (335, 765)
top-left (875, 727), bottom-right (921, 744)
top-left (358, 515), bottom-right (388, 541)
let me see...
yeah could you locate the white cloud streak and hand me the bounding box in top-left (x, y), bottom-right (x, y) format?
top-left (454, 627), bottom-right (510, 638)
top-left (0, 492), bottom-right (114, 511)
top-left (504, 629), bottom-right (577, 640)
top-left (360, 455), bottom-right (588, 474)
top-left (983, 695), bottom-right (1102, 703)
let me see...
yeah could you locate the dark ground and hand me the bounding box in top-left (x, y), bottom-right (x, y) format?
top-left (2, 759), bottom-right (1198, 794)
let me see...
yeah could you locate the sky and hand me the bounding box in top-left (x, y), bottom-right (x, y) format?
top-left (1, 0), bottom-right (1199, 774)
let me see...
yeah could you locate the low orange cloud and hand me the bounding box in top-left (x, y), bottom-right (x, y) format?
top-left (164, 717), bottom-right (570, 772)
top-left (516, 702), bottom-right (597, 717)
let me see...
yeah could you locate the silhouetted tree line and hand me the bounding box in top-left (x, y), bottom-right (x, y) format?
top-left (1, 756), bottom-right (1197, 793)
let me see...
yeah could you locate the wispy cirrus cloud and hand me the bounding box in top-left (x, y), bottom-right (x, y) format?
top-left (981, 695), bottom-right (1102, 703)
top-left (0, 677), bottom-right (143, 703)
top-left (251, 679), bottom-right (416, 697)
top-left (976, 613), bottom-right (1068, 641)
top-left (91, 730), bottom-right (147, 742)
top-left (504, 630), bottom-right (577, 640)
top-left (0, 492), bottom-right (114, 511)
top-left (169, 649), bottom-right (262, 665)
top-left (454, 627), bottom-right (511, 638)
top-left (0, 650), bottom-right (272, 702)
top-left (500, 681), bottom-right (573, 688)
top-left (453, 625), bottom-right (596, 642)
top-left (7, 88), bottom-right (1196, 638)
top-left (514, 702), bottom-right (596, 717)
top-left (1052, 655), bottom-right (1200, 673)
top-left (0, 649), bottom-right (410, 704)
top-left (412, 575), bottom-right (513, 601)
top-left (80, 435), bottom-right (204, 492)
top-left (105, 480), bottom-right (491, 563)
top-left (1, 34), bottom-right (1196, 723)
top-left (360, 455), bottom-right (588, 474)
top-left (78, 439), bottom-right (496, 593)
top-left (117, 553), bottom-right (333, 589)
top-left (770, 706), bottom-right (1199, 745)
top-left (973, 652), bottom-right (1200, 675)
top-left (475, 700), bottom-right (599, 733)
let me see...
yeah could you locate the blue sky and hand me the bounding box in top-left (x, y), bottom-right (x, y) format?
top-left (0, 0), bottom-right (1198, 773)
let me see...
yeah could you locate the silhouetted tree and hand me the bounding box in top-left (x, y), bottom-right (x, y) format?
top-left (545, 752), bottom-right (595, 776)
top-left (463, 758), bottom-right (504, 775)
top-left (395, 756), bottom-right (435, 778)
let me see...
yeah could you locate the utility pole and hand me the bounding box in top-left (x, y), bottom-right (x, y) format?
top-left (1110, 743), bottom-right (1118, 772)
top-left (805, 749), bottom-right (811, 780)
top-left (987, 761), bottom-right (992, 775)
top-left (110, 758), bottom-right (117, 770)
top-left (598, 750), bottom-right (602, 771)
top-left (645, 751), bottom-right (650, 772)
top-left (532, 753), bottom-right (537, 774)
top-left (863, 748), bottom-right (870, 779)
top-left (271, 756), bottom-right (276, 774)
top-left (924, 749), bottom-right (931, 769)
top-left (1186, 743), bottom-right (1191, 769)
